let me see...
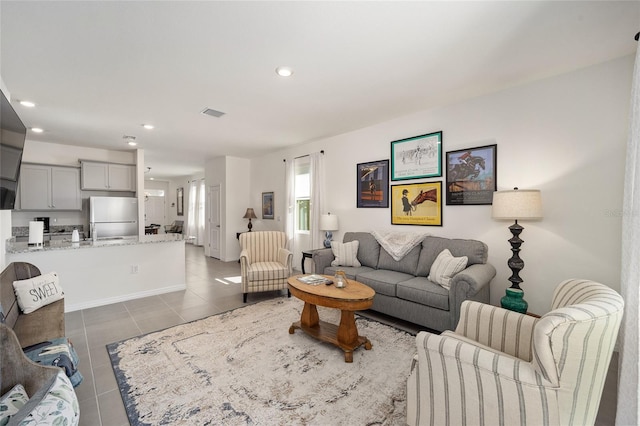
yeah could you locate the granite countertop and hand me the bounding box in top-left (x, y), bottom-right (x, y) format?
top-left (5, 234), bottom-right (185, 254)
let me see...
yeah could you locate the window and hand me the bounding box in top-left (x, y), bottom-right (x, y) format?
top-left (295, 159), bottom-right (310, 232)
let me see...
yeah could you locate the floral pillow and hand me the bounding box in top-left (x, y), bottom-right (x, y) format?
top-left (0, 384), bottom-right (29, 426)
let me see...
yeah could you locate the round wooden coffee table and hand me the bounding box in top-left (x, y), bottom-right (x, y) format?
top-left (288, 275), bottom-right (375, 363)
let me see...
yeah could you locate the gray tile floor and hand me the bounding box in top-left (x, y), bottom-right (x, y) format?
top-left (65, 244), bottom-right (617, 425)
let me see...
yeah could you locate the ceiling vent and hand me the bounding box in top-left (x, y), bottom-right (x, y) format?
top-left (200, 108), bottom-right (226, 118)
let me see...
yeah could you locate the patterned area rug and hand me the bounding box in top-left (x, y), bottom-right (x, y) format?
top-left (107, 297), bottom-right (416, 425)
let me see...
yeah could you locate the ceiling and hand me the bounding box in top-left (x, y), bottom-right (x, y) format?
top-left (1, 1), bottom-right (638, 179)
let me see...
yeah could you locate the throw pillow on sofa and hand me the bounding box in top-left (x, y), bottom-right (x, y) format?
top-left (331, 241), bottom-right (361, 267)
top-left (12, 272), bottom-right (64, 314)
top-left (428, 249), bottom-right (468, 289)
top-left (0, 384), bottom-right (29, 426)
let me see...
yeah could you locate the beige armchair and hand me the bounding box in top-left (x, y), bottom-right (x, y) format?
top-left (239, 231), bottom-right (293, 303)
top-left (407, 279), bottom-right (624, 426)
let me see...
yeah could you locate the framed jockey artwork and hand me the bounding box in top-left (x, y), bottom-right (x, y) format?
top-left (446, 144), bottom-right (497, 205)
top-left (390, 181), bottom-right (442, 226)
top-left (357, 160), bottom-right (389, 208)
top-left (390, 131), bottom-right (442, 181)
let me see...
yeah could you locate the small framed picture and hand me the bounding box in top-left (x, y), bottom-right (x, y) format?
top-left (391, 131), bottom-right (442, 181)
top-left (446, 144), bottom-right (497, 205)
top-left (262, 192), bottom-right (274, 219)
top-left (390, 181), bottom-right (442, 226)
top-left (357, 159), bottom-right (389, 208)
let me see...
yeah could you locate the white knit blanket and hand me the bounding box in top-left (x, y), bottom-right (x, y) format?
top-left (370, 230), bottom-right (428, 261)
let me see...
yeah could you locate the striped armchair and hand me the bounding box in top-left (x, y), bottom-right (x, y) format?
top-left (239, 231), bottom-right (293, 303)
top-left (407, 279), bottom-right (624, 426)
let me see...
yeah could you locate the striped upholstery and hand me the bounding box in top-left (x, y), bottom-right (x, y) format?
top-left (407, 279), bottom-right (624, 426)
top-left (239, 231), bottom-right (292, 301)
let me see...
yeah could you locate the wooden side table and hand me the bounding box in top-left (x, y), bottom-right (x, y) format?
top-left (301, 248), bottom-right (324, 274)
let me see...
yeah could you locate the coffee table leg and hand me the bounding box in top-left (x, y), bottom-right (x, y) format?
top-left (301, 302), bottom-right (319, 328)
top-left (337, 310), bottom-right (358, 346)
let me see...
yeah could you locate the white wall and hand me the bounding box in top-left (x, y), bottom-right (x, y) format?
top-left (249, 55), bottom-right (634, 315)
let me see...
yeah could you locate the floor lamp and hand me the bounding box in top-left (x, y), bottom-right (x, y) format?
top-left (491, 187), bottom-right (543, 313)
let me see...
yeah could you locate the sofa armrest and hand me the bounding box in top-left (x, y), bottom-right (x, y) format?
top-left (448, 263), bottom-right (496, 328)
top-left (311, 248), bottom-right (334, 274)
top-left (455, 300), bottom-right (539, 361)
top-left (239, 249), bottom-right (250, 275)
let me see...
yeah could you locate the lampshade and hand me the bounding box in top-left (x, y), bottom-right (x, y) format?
top-left (319, 213), bottom-right (339, 231)
top-left (492, 188), bottom-right (543, 220)
top-left (243, 208), bottom-right (257, 219)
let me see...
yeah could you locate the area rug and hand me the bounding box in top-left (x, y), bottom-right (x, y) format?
top-left (107, 297), bottom-right (417, 425)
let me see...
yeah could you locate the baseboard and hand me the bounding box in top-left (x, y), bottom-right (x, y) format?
top-left (65, 284), bottom-right (187, 312)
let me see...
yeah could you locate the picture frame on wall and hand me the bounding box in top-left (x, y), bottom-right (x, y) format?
top-left (390, 131), bottom-right (442, 181)
top-left (262, 191), bottom-right (274, 219)
top-left (357, 159), bottom-right (389, 208)
top-left (390, 181), bottom-right (442, 226)
top-left (177, 187), bottom-right (184, 216)
top-left (446, 144), bottom-right (497, 205)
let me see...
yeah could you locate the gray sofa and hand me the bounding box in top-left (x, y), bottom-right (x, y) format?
top-left (312, 232), bottom-right (496, 332)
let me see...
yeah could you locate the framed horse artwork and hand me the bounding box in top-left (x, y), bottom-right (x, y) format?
top-left (391, 131), bottom-right (443, 181)
top-left (390, 181), bottom-right (442, 226)
top-left (357, 160), bottom-right (389, 208)
top-left (446, 144), bottom-right (497, 205)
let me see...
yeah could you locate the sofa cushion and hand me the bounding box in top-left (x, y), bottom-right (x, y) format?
top-left (356, 270), bottom-right (414, 297)
top-left (416, 236), bottom-right (487, 277)
top-left (12, 272), bottom-right (64, 314)
top-left (397, 277), bottom-right (450, 311)
top-left (247, 262), bottom-right (288, 282)
top-left (330, 241), bottom-right (361, 267)
top-left (343, 232), bottom-right (380, 269)
top-left (377, 245), bottom-right (421, 276)
top-left (428, 249), bottom-right (468, 289)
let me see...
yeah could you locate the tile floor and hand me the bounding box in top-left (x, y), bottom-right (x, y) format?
top-left (65, 244), bottom-right (617, 425)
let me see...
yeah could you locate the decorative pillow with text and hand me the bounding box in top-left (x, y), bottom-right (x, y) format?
top-left (13, 272), bottom-right (64, 314)
top-left (428, 249), bottom-right (468, 289)
top-left (330, 241), bottom-right (362, 268)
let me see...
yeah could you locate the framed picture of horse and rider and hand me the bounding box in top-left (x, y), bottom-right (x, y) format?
top-left (445, 144), bottom-right (497, 206)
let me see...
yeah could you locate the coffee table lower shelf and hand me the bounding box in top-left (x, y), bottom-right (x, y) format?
top-left (288, 304), bottom-right (372, 363)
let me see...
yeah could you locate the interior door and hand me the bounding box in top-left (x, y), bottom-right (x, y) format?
top-left (208, 185), bottom-right (221, 259)
top-left (144, 196), bottom-right (165, 227)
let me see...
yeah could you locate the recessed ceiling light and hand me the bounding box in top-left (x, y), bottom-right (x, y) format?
top-left (275, 66), bottom-right (293, 77)
top-left (31, 127), bottom-right (43, 133)
top-left (123, 135), bottom-right (137, 146)
top-left (20, 100), bottom-right (36, 107)
top-left (142, 124), bottom-right (154, 130)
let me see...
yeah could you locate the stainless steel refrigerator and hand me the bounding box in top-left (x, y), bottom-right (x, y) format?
top-left (89, 196), bottom-right (138, 239)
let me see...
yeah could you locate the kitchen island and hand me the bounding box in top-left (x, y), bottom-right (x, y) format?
top-left (5, 234), bottom-right (186, 311)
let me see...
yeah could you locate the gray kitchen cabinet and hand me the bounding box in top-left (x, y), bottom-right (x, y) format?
top-left (80, 161), bottom-right (135, 191)
top-left (19, 164), bottom-right (81, 210)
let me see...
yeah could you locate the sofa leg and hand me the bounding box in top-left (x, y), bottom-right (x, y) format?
top-left (243, 293), bottom-right (247, 303)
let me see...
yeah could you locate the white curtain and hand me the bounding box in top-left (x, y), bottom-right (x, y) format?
top-left (186, 179), bottom-right (206, 246)
top-left (616, 40), bottom-right (640, 425)
top-left (284, 159), bottom-right (295, 249)
top-left (309, 152), bottom-right (325, 249)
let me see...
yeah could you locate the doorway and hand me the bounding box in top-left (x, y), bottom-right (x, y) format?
top-left (208, 184), bottom-right (221, 259)
top-left (144, 194), bottom-right (166, 230)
